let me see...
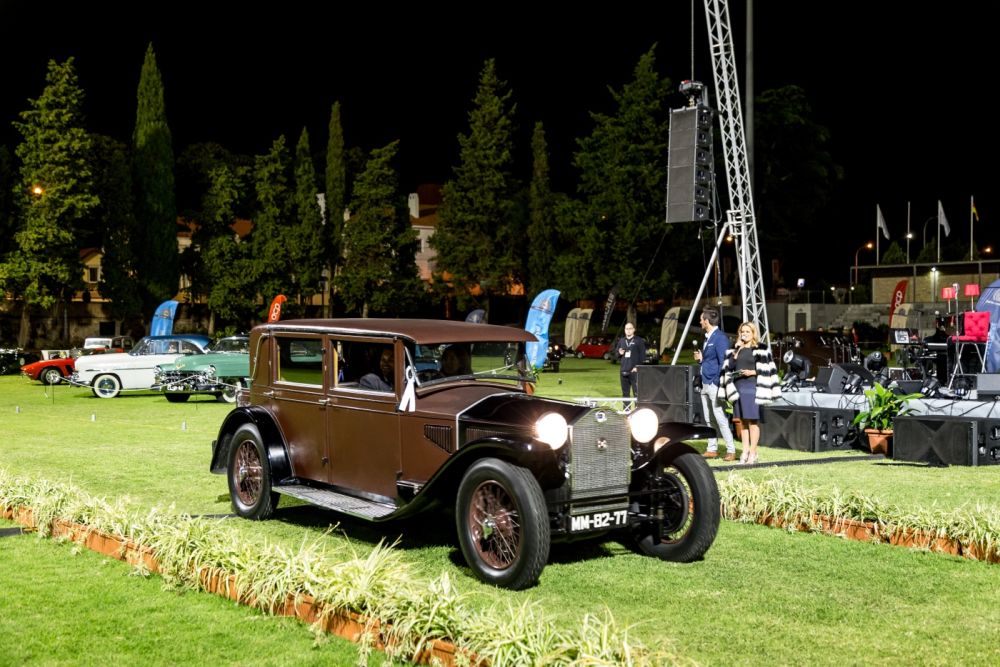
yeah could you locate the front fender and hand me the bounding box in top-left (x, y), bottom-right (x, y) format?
top-left (210, 406), bottom-right (291, 482)
top-left (631, 421), bottom-right (714, 473)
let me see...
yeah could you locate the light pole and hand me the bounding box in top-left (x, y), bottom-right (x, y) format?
top-left (921, 216), bottom-right (935, 248)
top-left (906, 232), bottom-right (913, 264)
top-left (853, 241), bottom-right (874, 287)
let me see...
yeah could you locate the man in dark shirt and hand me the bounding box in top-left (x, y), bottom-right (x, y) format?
top-left (616, 322), bottom-right (646, 399)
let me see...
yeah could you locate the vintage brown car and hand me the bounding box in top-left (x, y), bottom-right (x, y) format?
top-left (211, 319), bottom-right (720, 589)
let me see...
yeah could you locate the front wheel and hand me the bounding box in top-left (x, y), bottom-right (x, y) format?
top-left (41, 367), bottom-right (62, 385)
top-left (92, 374), bottom-right (121, 399)
top-left (629, 451), bottom-right (720, 562)
top-left (227, 425), bottom-right (278, 520)
top-left (456, 458), bottom-right (550, 590)
top-left (218, 379), bottom-right (242, 404)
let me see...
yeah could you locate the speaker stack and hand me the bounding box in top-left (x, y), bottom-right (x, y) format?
top-left (666, 106), bottom-right (713, 223)
top-left (759, 405), bottom-right (860, 452)
top-left (893, 415), bottom-right (1000, 466)
top-left (636, 365), bottom-right (705, 425)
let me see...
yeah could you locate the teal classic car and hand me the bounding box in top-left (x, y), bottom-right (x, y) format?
top-left (153, 336), bottom-right (250, 403)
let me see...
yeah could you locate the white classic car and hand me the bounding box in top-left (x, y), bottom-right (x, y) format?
top-left (72, 335), bottom-right (211, 398)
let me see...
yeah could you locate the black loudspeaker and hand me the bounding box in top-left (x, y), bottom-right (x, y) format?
top-left (760, 405), bottom-right (860, 452)
top-left (814, 363), bottom-right (875, 394)
top-left (637, 365), bottom-right (701, 423)
top-left (893, 415), bottom-right (1000, 466)
top-left (666, 106), bottom-right (713, 223)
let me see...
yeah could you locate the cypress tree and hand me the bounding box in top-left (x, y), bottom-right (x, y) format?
top-left (324, 102), bottom-right (346, 316)
top-left (3, 58), bottom-right (97, 346)
top-left (292, 127), bottom-right (324, 304)
top-left (132, 43), bottom-right (178, 319)
top-left (250, 136), bottom-right (294, 313)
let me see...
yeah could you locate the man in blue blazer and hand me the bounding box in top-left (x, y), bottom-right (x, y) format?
top-left (693, 308), bottom-right (736, 460)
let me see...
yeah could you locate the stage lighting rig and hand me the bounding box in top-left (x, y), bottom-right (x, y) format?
top-left (782, 350), bottom-right (812, 390)
top-left (842, 372), bottom-right (865, 395)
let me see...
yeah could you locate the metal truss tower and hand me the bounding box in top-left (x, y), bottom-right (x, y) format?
top-left (704, 0), bottom-right (769, 340)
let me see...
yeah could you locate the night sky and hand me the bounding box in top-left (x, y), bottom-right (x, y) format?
top-left (1, 2), bottom-right (993, 283)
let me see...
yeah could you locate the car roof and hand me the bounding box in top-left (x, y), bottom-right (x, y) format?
top-left (256, 319), bottom-right (537, 345)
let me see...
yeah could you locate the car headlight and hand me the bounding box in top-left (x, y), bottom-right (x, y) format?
top-left (628, 408), bottom-right (659, 444)
top-left (534, 412), bottom-right (568, 449)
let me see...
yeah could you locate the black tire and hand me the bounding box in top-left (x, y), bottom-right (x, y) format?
top-left (455, 458), bottom-right (550, 590)
top-left (165, 392), bottom-right (190, 403)
top-left (92, 374), bottom-right (121, 399)
top-left (602, 351), bottom-right (611, 360)
top-left (629, 451), bottom-right (720, 562)
top-left (41, 367), bottom-right (62, 385)
top-left (575, 351), bottom-right (584, 359)
top-left (218, 379), bottom-right (241, 404)
top-left (227, 425), bottom-right (278, 520)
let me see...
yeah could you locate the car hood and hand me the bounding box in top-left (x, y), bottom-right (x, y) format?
top-left (21, 359), bottom-right (66, 373)
top-left (414, 384), bottom-right (589, 424)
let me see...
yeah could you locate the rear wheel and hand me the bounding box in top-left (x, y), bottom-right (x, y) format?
top-left (92, 374), bottom-right (121, 399)
top-left (629, 451), bottom-right (719, 562)
top-left (456, 458), bottom-right (549, 590)
top-left (218, 379), bottom-right (242, 404)
top-left (228, 425), bottom-right (278, 520)
top-left (41, 367), bottom-right (62, 385)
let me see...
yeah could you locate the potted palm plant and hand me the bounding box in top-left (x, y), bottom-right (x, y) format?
top-left (851, 383), bottom-right (922, 456)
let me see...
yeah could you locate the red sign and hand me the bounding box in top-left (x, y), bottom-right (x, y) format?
top-left (888, 280), bottom-right (908, 324)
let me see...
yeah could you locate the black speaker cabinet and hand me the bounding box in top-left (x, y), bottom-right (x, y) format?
top-left (760, 405), bottom-right (860, 452)
top-left (637, 365), bottom-right (701, 424)
top-left (893, 415), bottom-right (1000, 466)
top-left (666, 106), bottom-right (713, 223)
top-left (814, 363), bottom-right (875, 394)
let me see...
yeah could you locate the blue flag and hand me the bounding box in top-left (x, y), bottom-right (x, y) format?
top-left (150, 300), bottom-right (179, 337)
top-left (525, 289), bottom-right (560, 369)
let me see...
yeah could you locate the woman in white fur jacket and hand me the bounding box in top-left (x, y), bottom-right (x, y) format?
top-left (721, 321), bottom-right (781, 464)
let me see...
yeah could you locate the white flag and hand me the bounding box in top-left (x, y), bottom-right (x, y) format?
top-left (938, 200), bottom-right (951, 237)
top-left (876, 205), bottom-right (890, 240)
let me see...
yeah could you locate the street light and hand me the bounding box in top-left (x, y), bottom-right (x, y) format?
top-left (922, 216), bottom-right (936, 248)
top-left (906, 232), bottom-right (914, 264)
top-left (853, 241), bottom-right (874, 287)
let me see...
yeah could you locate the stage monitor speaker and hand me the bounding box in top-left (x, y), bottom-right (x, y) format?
top-left (666, 106), bottom-right (713, 223)
top-left (893, 416), bottom-right (980, 465)
top-left (975, 373), bottom-right (1000, 398)
top-left (814, 363), bottom-right (875, 394)
top-left (760, 406), bottom-right (818, 452)
top-left (637, 365), bottom-right (701, 424)
top-left (760, 405), bottom-right (860, 452)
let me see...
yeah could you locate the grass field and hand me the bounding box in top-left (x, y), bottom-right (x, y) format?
top-left (2, 359), bottom-right (999, 665)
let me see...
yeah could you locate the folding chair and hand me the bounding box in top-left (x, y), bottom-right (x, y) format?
top-left (948, 311), bottom-right (990, 388)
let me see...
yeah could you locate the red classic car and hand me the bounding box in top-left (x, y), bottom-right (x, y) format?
top-left (574, 335), bottom-right (615, 359)
top-left (20, 347), bottom-right (128, 385)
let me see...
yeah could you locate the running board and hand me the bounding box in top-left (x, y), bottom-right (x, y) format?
top-left (273, 485), bottom-right (396, 520)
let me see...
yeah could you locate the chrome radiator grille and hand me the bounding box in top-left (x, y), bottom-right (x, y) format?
top-left (568, 409), bottom-right (631, 497)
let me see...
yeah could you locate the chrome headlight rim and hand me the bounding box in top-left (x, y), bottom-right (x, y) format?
top-left (628, 407), bottom-right (659, 444)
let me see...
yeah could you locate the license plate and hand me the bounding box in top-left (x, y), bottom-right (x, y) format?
top-left (570, 509), bottom-right (628, 532)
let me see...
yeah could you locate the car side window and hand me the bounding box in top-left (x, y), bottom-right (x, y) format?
top-left (275, 337), bottom-right (324, 386)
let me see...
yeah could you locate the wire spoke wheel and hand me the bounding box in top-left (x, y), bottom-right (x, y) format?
top-left (468, 480), bottom-right (522, 569)
top-left (658, 464), bottom-right (694, 542)
top-left (232, 439), bottom-right (264, 507)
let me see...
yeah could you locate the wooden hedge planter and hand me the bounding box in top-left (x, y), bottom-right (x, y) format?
top-left (2, 505), bottom-right (473, 666)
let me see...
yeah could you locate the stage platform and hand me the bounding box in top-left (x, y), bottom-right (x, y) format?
top-left (779, 386), bottom-right (1000, 419)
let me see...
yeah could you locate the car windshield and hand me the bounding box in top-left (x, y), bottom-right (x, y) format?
top-left (211, 338), bottom-right (249, 354)
top-left (411, 341), bottom-right (535, 387)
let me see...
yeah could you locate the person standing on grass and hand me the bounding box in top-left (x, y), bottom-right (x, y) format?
top-left (721, 321), bottom-right (781, 464)
top-left (615, 322), bottom-right (646, 401)
top-left (693, 308), bottom-right (736, 461)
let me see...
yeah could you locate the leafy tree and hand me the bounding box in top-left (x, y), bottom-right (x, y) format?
top-left (132, 43), bottom-right (178, 318)
top-left (527, 122), bottom-right (557, 297)
top-left (291, 127), bottom-right (324, 303)
top-left (338, 141), bottom-right (421, 317)
top-left (0, 146), bottom-right (15, 260)
top-left (201, 163), bottom-right (258, 328)
top-left (915, 240), bottom-right (937, 264)
top-left (432, 59), bottom-right (518, 316)
top-left (573, 46), bottom-right (677, 302)
top-left (880, 241), bottom-right (906, 265)
top-left (755, 85), bottom-right (841, 284)
top-left (324, 102), bottom-right (346, 316)
top-left (250, 136), bottom-right (294, 312)
top-left (2, 58), bottom-right (97, 346)
top-left (89, 135), bottom-right (141, 322)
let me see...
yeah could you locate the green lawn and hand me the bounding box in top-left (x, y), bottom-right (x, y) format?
top-left (2, 363), bottom-right (999, 665)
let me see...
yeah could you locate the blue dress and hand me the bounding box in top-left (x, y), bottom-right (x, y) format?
top-left (732, 347), bottom-right (760, 420)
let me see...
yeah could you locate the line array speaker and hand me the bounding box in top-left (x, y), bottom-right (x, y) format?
top-left (666, 106), bottom-right (713, 223)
